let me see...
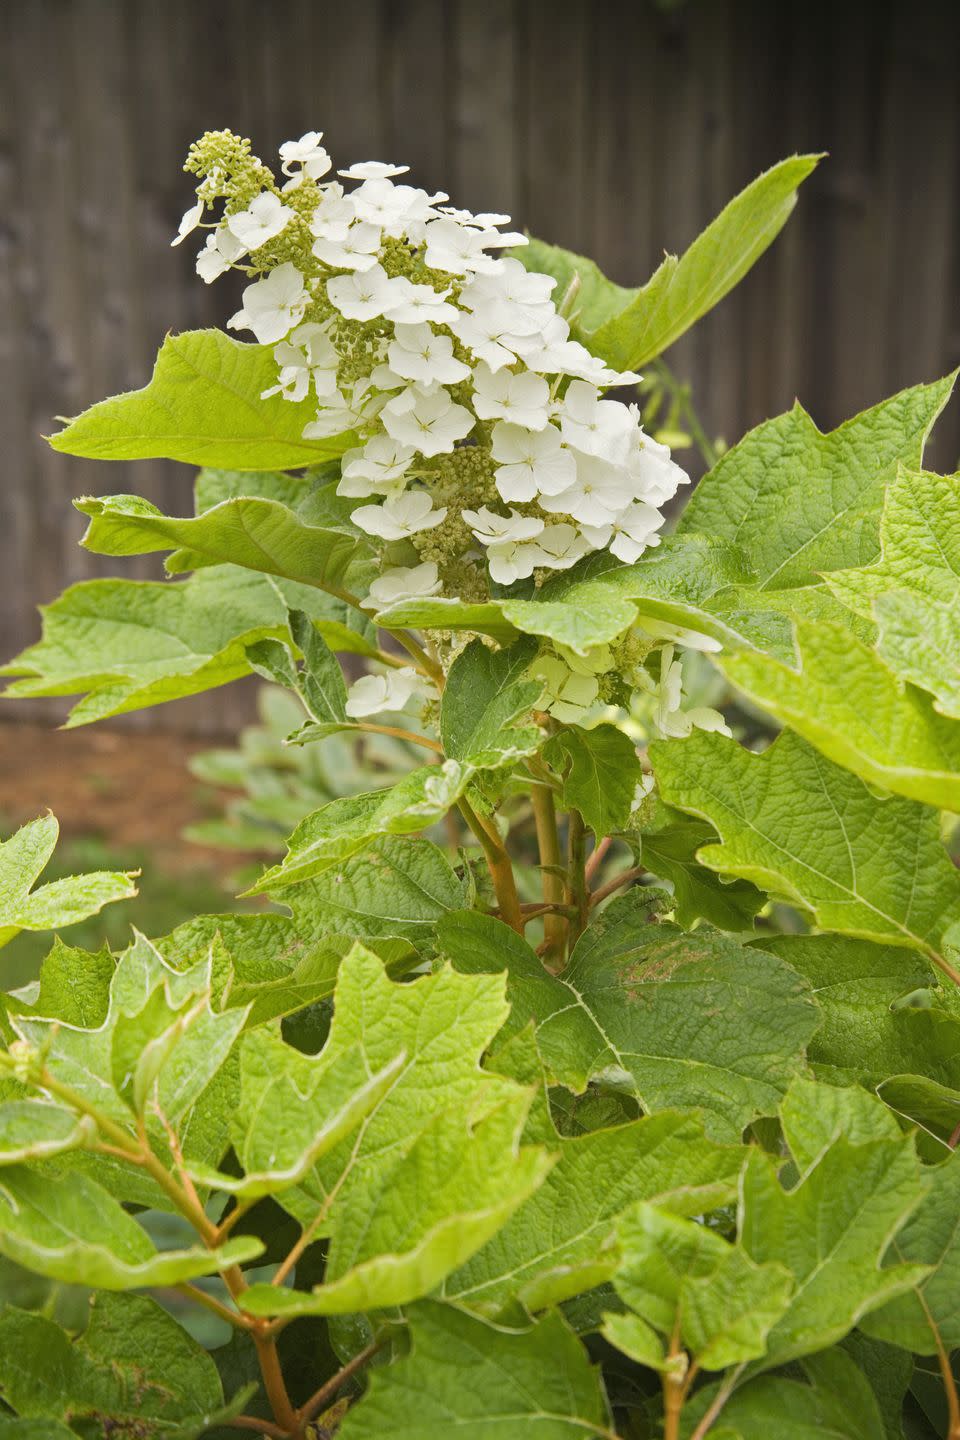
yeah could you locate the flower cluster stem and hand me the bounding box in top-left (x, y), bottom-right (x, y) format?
top-left (531, 781), bottom-right (567, 967)
top-left (566, 810), bottom-right (589, 946)
top-left (458, 796), bottom-right (523, 932)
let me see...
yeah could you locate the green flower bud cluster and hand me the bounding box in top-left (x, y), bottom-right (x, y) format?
top-left (184, 129), bottom-right (275, 211)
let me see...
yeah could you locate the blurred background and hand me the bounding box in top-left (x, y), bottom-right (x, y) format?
top-left (1, 0), bottom-right (959, 955)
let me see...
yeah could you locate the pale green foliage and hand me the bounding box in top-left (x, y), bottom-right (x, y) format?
top-left (544, 724), bottom-right (643, 836)
top-left (518, 155), bottom-right (820, 367)
top-left (0, 815), bottom-right (136, 951)
top-left (719, 617), bottom-right (960, 808)
top-left (652, 729), bottom-right (960, 966)
top-left (0, 1293), bottom-right (252, 1431)
top-left (606, 1201), bottom-right (793, 1371)
top-left (828, 466), bottom-right (960, 716)
top-left (740, 1085), bottom-right (928, 1369)
top-left (436, 905), bottom-right (818, 1138)
top-left (678, 374), bottom-right (955, 589)
top-left (1, 566), bottom-right (363, 724)
top-left (50, 330), bottom-right (353, 469)
top-left (338, 1301), bottom-right (612, 1439)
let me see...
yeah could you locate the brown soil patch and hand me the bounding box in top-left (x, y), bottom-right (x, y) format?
top-left (0, 719), bottom-right (233, 875)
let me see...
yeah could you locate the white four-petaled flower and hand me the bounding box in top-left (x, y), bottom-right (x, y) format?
top-left (351, 489), bottom-right (447, 540)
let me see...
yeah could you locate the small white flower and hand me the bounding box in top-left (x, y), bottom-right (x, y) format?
top-left (607, 503), bottom-right (665, 563)
top-left (327, 263), bottom-right (406, 322)
top-left (559, 380), bottom-right (637, 464)
top-left (351, 489), bottom-right (447, 540)
top-left (171, 200), bottom-right (203, 247)
top-left (540, 452), bottom-right (635, 527)
top-left (462, 506), bottom-right (544, 546)
top-left (532, 655), bottom-right (601, 726)
top-left (338, 435), bottom-right (416, 497)
top-left (339, 161), bottom-right (410, 180)
top-left (381, 386), bottom-right (474, 457)
top-left (628, 435), bottom-right (690, 506)
top-left (312, 221), bottom-right (382, 271)
top-left (345, 666), bottom-right (420, 717)
top-left (262, 322), bottom-right (338, 402)
top-left (491, 422), bottom-right (576, 502)
top-left (279, 131), bottom-right (332, 180)
top-left (653, 646), bottom-right (731, 739)
top-left (448, 309), bottom-right (521, 372)
top-left (383, 278), bottom-right (457, 326)
top-left (388, 323), bottom-right (471, 386)
top-left (486, 539), bottom-right (544, 585)
top-left (235, 262), bottom-right (307, 343)
top-left (422, 217), bottom-right (503, 275)
top-left (461, 257), bottom-right (556, 309)
top-left (472, 364), bottom-right (551, 431)
top-left (363, 562), bottom-right (441, 610)
top-left (227, 192), bottom-right (294, 250)
top-left (532, 523), bottom-right (591, 570)
top-left (309, 185), bottom-right (356, 241)
top-left (302, 380), bottom-right (377, 439)
top-left (351, 179), bottom-right (445, 234)
top-left (195, 226), bottom-right (247, 283)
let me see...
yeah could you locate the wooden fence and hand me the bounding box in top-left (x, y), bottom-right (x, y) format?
top-left (2, 0), bottom-right (959, 732)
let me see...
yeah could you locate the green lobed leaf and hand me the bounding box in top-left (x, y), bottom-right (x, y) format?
top-left (678, 374), bottom-right (956, 591)
top-left (0, 1292), bottom-right (248, 1431)
top-left (250, 765), bottom-right (474, 893)
top-left (338, 1300), bottom-right (611, 1440)
top-left (48, 329), bottom-right (354, 469)
top-left (606, 1201), bottom-right (794, 1372)
top-left (440, 638), bottom-right (542, 770)
top-left (651, 729), bottom-right (960, 966)
top-left (739, 1084), bottom-right (928, 1368)
top-left (436, 905), bottom-right (818, 1138)
top-left (517, 155), bottom-right (820, 368)
top-left (234, 946), bottom-right (529, 1318)
top-left (10, 938), bottom-right (114, 1027)
top-left (186, 1029), bottom-right (406, 1199)
top-left (157, 876), bottom-right (430, 1024)
top-left (688, 1349), bottom-right (889, 1440)
top-left (718, 618), bottom-right (960, 810)
top-left (544, 724), bottom-right (644, 836)
top-left (637, 810), bottom-right (766, 931)
top-left (245, 1090), bottom-right (553, 1317)
top-left (0, 815), bottom-right (136, 951)
top-left (0, 1100), bottom-right (94, 1164)
top-left (444, 1090), bottom-right (745, 1316)
top-left (0, 1167), bottom-right (260, 1289)
top-left (1, 565), bottom-right (363, 726)
top-left (376, 535), bottom-right (756, 657)
top-left (77, 491), bottom-right (369, 601)
top-left (861, 1147), bottom-right (960, 1353)
top-left (827, 466), bottom-right (960, 717)
top-left (288, 607), bottom-right (348, 722)
top-left (756, 934), bottom-right (960, 1092)
top-left (7, 935), bottom-right (250, 1199)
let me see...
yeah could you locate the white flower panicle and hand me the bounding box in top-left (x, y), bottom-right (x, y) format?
top-left (179, 127), bottom-right (690, 608)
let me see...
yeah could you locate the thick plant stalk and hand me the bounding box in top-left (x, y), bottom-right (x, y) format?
top-left (531, 781), bottom-right (567, 967)
top-left (566, 810), bottom-right (590, 946)
top-left (459, 796), bottom-right (524, 933)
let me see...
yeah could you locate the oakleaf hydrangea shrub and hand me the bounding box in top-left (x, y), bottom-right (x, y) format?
top-left (2, 125), bottom-right (960, 1440)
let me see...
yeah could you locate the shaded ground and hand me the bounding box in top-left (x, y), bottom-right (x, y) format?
top-left (0, 720), bottom-right (232, 872)
top-left (0, 720), bottom-right (247, 984)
